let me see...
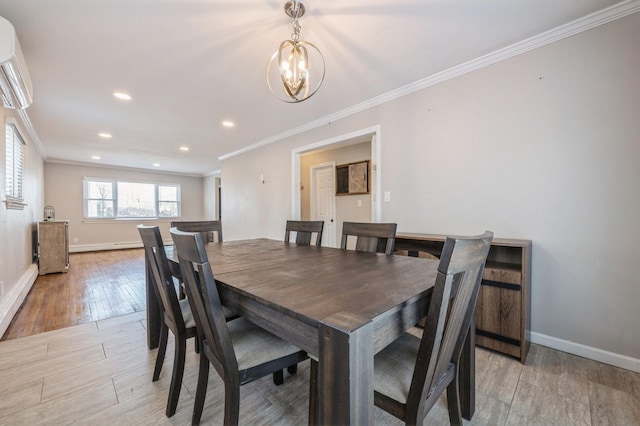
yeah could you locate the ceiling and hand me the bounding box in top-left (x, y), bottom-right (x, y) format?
top-left (0, 0), bottom-right (625, 176)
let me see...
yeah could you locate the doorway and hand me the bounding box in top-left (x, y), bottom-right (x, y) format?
top-left (291, 125), bottom-right (381, 247)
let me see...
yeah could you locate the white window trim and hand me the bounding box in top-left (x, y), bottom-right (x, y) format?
top-left (5, 118), bottom-right (27, 210)
top-left (83, 177), bottom-right (181, 220)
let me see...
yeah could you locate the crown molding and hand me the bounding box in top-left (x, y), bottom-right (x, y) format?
top-left (16, 109), bottom-right (46, 157)
top-left (44, 158), bottom-right (204, 178)
top-left (220, 0), bottom-right (640, 162)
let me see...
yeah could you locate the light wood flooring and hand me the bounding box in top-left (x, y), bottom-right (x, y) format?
top-left (1, 249), bottom-right (639, 425)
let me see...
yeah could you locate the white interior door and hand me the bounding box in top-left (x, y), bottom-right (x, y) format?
top-left (311, 163), bottom-right (336, 247)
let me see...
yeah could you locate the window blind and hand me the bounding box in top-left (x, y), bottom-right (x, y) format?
top-left (5, 123), bottom-right (25, 201)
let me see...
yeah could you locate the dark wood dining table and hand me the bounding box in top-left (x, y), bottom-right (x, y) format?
top-left (144, 238), bottom-right (476, 424)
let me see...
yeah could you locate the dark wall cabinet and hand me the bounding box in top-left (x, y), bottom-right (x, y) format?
top-left (395, 233), bottom-right (532, 363)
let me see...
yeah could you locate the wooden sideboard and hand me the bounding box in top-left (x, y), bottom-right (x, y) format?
top-left (394, 232), bottom-right (532, 363)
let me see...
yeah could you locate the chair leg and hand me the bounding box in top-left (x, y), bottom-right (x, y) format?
top-left (166, 335), bottom-right (186, 417)
top-left (308, 359), bottom-right (318, 426)
top-left (287, 364), bottom-right (298, 374)
top-left (446, 377), bottom-right (462, 426)
top-left (192, 353), bottom-right (210, 426)
top-left (272, 369), bottom-right (284, 385)
top-left (153, 322), bottom-right (169, 381)
top-left (224, 380), bottom-right (241, 426)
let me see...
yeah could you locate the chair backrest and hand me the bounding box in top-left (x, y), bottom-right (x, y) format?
top-left (170, 228), bottom-right (239, 379)
top-left (170, 220), bottom-right (223, 243)
top-left (407, 231), bottom-right (493, 416)
top-left (340, 222), bottom-right (397, 255)
top-left (284, 220), bottom-right (324, 246)
top-left (137, 225), bottom-right (187, 330)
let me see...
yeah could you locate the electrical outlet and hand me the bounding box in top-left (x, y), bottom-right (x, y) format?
top-left (357, 199), bottom-right (362, 208)
top-left (73, 237), bottom-right (79, 243)
top-left (384, 191), bottom-right (391, 202)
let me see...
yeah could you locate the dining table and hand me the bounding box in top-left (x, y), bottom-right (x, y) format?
top-left (144, 238), bottom-right (476, 424)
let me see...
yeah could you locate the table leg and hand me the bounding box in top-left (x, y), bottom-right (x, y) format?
top-left (460, 318), bottom-right (476, 420)
top-left (145, 259), bottom-right (161, 349)
top-left (318, 313), bottom-right (374, 425)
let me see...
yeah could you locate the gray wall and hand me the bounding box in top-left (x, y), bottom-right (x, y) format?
top-left (220, 14), bottom-right (640, 364)
top-left (44, 162), bottom-right (205, 250)
top-left (0, 110), bottom-right (44, 335)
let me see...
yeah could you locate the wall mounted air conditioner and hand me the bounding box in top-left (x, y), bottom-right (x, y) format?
top-left (0, 16), bottom-right (33, 109)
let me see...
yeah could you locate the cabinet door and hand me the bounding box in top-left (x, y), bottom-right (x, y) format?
top-left (39, 222), bottom-right (69, 274)
top-left (475, 267), bottom-right (522, 358)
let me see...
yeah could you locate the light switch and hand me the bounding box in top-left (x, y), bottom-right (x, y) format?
top-left (357, 199), bottom-right (362, 208)
top-left (384, 191), bottom-right (391, 202)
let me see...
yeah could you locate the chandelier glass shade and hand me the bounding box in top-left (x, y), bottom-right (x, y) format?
top-left (267, 1), bottom-right (325, 103)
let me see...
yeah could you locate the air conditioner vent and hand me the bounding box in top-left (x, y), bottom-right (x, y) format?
top-left (0, 16), bottom-right (33, 109)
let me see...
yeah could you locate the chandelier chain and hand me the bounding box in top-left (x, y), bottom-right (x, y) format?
top-left (290, 16), bottom-right (301, 42)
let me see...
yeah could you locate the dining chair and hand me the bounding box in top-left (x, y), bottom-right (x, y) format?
top-left (170, 220), bottom-right (223, 243)
top-left (284, 220), bottom-right (324, 246)
top-left (170, 221), bottom-right (223, 299)
top-left (137, 225), bottom-right (198, 418)
top-left (373, 231), bottom-right (493, 425)
top-left (340, 221), bottom-right (398, 255)
top-left (170, 228), bottom-right (308, 425)
top-left (393, 250), bottom-right (440, 329)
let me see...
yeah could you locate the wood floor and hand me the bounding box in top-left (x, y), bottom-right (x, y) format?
top-left (2, 249), bottom-right (146, 340)
top-left (1, 249), bottom-right (639, 425)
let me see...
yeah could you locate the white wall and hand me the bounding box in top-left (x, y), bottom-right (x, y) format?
top-left (221, 13), bottom-right (640, 366)
top-left (44, 162), bottom-right (205, 250)
top-left (0, 110), bottom-right (44, 336)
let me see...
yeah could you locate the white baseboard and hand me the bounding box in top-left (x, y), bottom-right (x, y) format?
top-left (0, 264), bottom-right (38, 338)
top-left (70, 240), bottom-right (173, 253)
top-left (531, 332), bottom-right (640, 373)
top-left (70, 241), bottom-right (144, 253)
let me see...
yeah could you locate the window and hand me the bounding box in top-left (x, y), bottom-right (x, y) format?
top-left (5, 122), bottom-right (26, 209)
top-left (84, 178), bottom-right (181, 219)
top-left (86, 179), bottom-right (115, 218)
top-left (158, 184), bottom-right (179, 217)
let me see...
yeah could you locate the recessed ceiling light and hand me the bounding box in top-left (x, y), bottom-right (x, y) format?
top-left (179, 146), bottom-right (189, 152)
top-left (153, 163), bottom-right (160, 167)
top-left (98, 132), bottom-right (112, 139)
top-left (222, 120), bottom-right (234, 128)
top-left (113, 91), bottom-right (132, 101)
top-left (91, 155), bottom-right (101, 160)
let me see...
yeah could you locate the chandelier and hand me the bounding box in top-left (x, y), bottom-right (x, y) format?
top-left (267, 1), bottom-right (325, 103)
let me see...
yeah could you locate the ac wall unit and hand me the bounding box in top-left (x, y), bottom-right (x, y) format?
top-left (0, 16), bottom-right (33, 109)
